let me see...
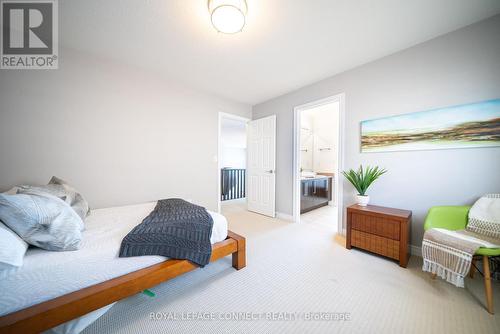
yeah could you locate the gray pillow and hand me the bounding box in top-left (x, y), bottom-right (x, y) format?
top-left (0, 191), bottom-right (83, 251)
top-left (50, 176), bottom-right (90, 216)
top-left (2, 187), bottom-right (20, 195)
top-left (0, 221), bottom-right (28, 269)
top-left (17, 176), bottom-right (90, 223)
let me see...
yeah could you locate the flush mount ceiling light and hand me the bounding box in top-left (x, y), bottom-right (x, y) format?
top-left (208, 0), bottom-right (247, 34)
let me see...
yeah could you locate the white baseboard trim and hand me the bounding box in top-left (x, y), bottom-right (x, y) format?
top-left (276, 212), bottom-right (294, 221)
top-left (410, 245), bottom-right (422, 257)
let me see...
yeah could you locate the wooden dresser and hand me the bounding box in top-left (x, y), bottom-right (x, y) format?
top-left (346, 204), bottom-right (412, 267)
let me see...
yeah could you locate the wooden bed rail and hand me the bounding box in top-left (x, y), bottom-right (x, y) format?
top-left (0, 230), bottom-right (246, 334)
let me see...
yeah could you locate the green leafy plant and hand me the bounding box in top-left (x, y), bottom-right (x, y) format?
top-left (342, 165), bottom-right (387, 196)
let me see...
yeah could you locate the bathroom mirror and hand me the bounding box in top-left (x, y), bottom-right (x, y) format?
top-left (300, 127), bottom-right (314, 171)
top-left (299, 123), bottom-right (335, 174)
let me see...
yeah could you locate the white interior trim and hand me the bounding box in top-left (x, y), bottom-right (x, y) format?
top-left (292, 93), bottom-right (346, 235)
top-left (217, 112), bottom-right (251, 214)
top-left (276, 212), bottom-right (294, 222)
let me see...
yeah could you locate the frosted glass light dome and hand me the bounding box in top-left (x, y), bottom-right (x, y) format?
top-left (208, 0), bottom-right (247, 34)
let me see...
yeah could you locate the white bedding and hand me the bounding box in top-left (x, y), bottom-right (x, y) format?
top-left (0, 202), bottom-right (228, 317)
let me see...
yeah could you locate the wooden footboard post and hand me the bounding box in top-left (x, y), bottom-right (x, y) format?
top-left (227, 231), bottom-right (246, 270)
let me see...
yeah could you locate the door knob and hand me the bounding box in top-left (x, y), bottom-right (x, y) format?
top-left (266, 170), bottom-right (274, 174)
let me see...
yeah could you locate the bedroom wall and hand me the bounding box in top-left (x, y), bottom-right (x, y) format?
top-left (0, 48), bottom-right (251, 211)
top-left (252, 15), bottom-right (500, 248)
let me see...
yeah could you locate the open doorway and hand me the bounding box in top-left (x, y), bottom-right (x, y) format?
top-left (293, 94), bottom-right (345, 234)
top-left (218, 112), bottom-right (250, 215)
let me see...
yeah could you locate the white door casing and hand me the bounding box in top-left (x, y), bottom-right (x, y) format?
top-left (247, 115), bottom-right (276, 217)
top-left (292, 93), bottom-right (345, 234)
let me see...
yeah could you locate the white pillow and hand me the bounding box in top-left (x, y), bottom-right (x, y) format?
top-left (0, 221), bottom-right (28, 269)
top-left (0, 191), bottom-right (83, 251)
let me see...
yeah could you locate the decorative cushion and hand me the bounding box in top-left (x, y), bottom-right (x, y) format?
top-left (17, 176), bottom-right (90, 224)
top-left (467, 193), bottom-right (500, 239)
top-left (0, 191), bottom-right (83, 251)
top-left (0, 221), bottom-right (28, 269)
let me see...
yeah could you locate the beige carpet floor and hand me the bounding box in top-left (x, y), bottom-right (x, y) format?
top-left (84, 202), bottom-right (500, 334)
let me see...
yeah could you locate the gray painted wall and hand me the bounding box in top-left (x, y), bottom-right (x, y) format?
top-left (0, 48), bottom-right (251, 211)
top-left (253, 15), bottom-right (500, 247)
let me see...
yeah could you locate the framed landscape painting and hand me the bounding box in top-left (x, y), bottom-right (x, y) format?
top-left (361, 99), bottom-right (500, 153)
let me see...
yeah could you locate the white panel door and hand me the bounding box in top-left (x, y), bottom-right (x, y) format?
top-left (247, 115), bottom-right (276, 217)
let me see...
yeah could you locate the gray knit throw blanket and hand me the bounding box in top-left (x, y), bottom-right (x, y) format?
top-left (119, 199), bottom-right (214, 267)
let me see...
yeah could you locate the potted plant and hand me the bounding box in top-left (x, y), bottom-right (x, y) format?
top-left (342, 165), bottom-right (387, 206)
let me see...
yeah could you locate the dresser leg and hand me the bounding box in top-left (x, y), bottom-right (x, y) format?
top-left (399, 251), bottom-right (408, 268)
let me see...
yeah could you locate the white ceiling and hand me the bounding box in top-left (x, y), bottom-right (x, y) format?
top-left (61, 0), bottom-right (500, 105)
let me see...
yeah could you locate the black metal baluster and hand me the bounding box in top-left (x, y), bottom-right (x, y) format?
top-left (236, 169), bottom-right (241, 198)
top-left (221, 168), bottom-right (247, 201)
top-left (237, 169), bottom-right (240, 199)
top-left (241, 169), bottom-right (244, 198)
top-left (225, 169), bottom-right (228, 201)
top-left (233, 169), bottom-right (236, 200)
top-left (230, 169), bottom-right (234, 200)
top-left (241, 169), bottom-right (247, 198)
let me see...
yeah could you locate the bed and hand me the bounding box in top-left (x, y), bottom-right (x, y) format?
top-left (0, 202), bottom-right (246, 334)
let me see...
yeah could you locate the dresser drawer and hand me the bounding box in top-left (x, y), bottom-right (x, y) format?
top-left (351, 230), bottom-right (400, 260)
top-left (347, 204), bottom-right (411, 267)
top-left (351, 212), bottom-right (400, 240)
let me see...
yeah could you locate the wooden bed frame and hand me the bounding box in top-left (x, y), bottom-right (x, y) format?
top-left (0, 230), bottom-right (246, 334)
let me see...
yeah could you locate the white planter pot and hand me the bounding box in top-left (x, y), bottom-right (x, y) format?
top-left (356, 195), bottom-right (370, 206)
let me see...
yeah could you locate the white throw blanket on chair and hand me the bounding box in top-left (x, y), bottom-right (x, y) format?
top-left (422, 194), bottom-right (500, 287)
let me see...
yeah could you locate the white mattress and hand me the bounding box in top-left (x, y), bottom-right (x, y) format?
top-left (0, 202), bottom-right (228, 316)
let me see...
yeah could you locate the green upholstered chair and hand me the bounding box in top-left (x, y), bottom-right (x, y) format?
top-left (424, 206), bottom-right (500, 314)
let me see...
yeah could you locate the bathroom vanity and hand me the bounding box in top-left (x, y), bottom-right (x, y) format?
top-left (300, 175), bottom-right (333, 213)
